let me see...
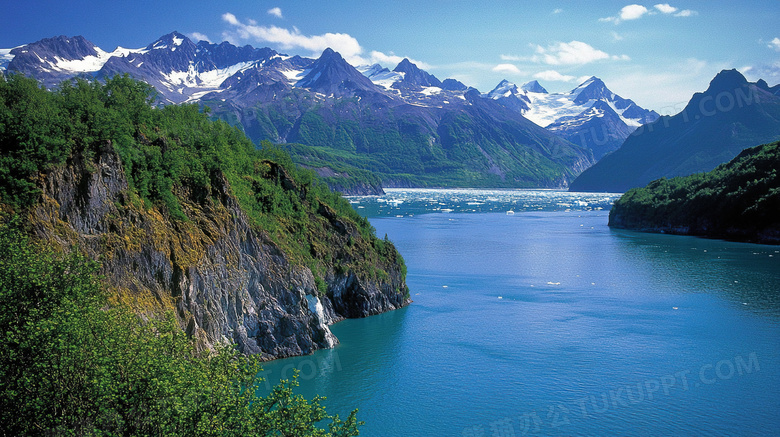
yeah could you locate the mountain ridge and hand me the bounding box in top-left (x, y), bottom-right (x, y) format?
top-left (2, 32), bottom-right (673, 189)
top-left (570, 69), bottom-right (780, 193)
top-left (485, 76), bottom-right (660, 159)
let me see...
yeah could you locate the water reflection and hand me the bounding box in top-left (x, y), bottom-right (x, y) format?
top-left (611, 228), bottom-right (780, 315)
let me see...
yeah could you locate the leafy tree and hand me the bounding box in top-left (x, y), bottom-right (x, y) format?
top-left (0, 217), bottom-right (362, 436)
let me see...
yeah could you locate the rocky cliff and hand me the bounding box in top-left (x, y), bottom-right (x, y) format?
top-left (26, 142), bottom-right (409, 360)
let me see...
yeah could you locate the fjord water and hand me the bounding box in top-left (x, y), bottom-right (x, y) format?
top-left (261, 189), bottom-right (780, 436)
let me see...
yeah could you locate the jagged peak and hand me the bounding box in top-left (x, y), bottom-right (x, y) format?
top-left (12, 34), bottom-right (98, 54)
top-left (521, 80), bottom-right (548, 94)
top-left (146, 31), bottom-right (193, 51)
top-left (573, 76), bottom-right (604, 91)
top-left (705, 69), bottom-right (749, 93)
top-left (488, 79), bottom-right (518, 95)
top-left (393, 58), bottom-right (418, 73)
top-left (318, 47), bottom-right (340, 60)
top-left (441, 78), bottom-right (468, 91)
top-left (391, 58), bottom-right (441, 89)
top-left (571, 76), bottom-right (614, 104)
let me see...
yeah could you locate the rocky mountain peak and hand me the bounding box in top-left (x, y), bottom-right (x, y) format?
top-left (145, 31), bottom-right (195, 52)
top-left (705, 69), bottom-right (749, 94)
top-left (296, 47), bottom-right (376, 95)
top-left (521, 80), bottom-right (548, 94)
top-left (392, 58), bottom-right (442, 89)
top-left (572, 76), bottom-right (611, 104)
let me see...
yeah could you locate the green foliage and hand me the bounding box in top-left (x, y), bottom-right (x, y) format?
top-left (609, 140), bottom-right (780, 242)
top-left (0, 217), bottom-right (362, 436)
top-left (210, 93), bottom-right (586, 189)
top-left (0, 74), bottom-right (406, 291)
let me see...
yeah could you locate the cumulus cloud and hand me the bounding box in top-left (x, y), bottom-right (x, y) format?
top-left (601, 4), bottom-right (649, 23)
top-left (189, 32), bottom-right (211, 43)
top-left (369, 51), bottom-right (431, 70)
top-left (267, 7), bottom-right (283, 18)
top-left (742, 60), bottom-right (780, 83)
top-left (220, 13), bottom-right (429, 68)
top-left (620, 4), bottom-right (650, 20)
top-left (552, 8), bottom-right (563, 14)
top-left (500, 54), bottom-right (523, 62)
top-left (222, 12), bottom-right (365, 64)
top-left (674, 9), bottom-right (698, 17)
top-left (769, 37), bottom-right (780, 51)
top-left (601, 4), bottom-right (694, 23)
top-left (531, 41), bottom-right (627, 65)
top-left (493, 64), bottom-right (523, 74)
top-left (654, 3), bottom-right (677, 14)
top-left (533, 70), bottom-right (576, 82)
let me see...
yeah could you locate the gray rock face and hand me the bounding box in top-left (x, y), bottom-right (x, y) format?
top-left (31, 144), bottom-right (409, 359)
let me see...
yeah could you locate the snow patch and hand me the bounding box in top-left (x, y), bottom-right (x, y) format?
top-left (161, 61), bottom-right (256, 89)
top-left (359, 63), bottom-right (404, 90)
top-left (0, 48), bottom-right (15, 71)
top-left (282, 68), bottom-right (307, 85)
top-left (420, 86), bottom-right (442, 96)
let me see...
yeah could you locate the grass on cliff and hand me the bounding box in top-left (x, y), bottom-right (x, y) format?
top-left (0, 73), bottom-right (406, 291)
top-left (0, 217), bottom-right (361, 436)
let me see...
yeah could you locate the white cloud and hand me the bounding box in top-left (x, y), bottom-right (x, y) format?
top-left (552, 8), bottom-right (563, 14)
top-left (601, 4), bottom-right (649, 22)
top-left (769, 37), bottom-right (780, 51)
top-left (654, 3), bottom-right (678, 14)
top-left (601, 4), bottom-right (696, 23)
top-left (369, 51), bottom-right (431, 70)
top-left (220, 12), bottom-right (430, 68)
top-left (493, 64), bottom-right (523, 75)
top-left (533, 70), bottom-right (576, 82)
top-left (674, 9), bottom-right (698, 17)
top-left (500, 54), bottom-right (523, 62)
top-left (532, 41), bottom-right (624, 65)
top-left (620, 4), bottom-right (649, 20)
top-left (610, 31), bottom-right (624, 41)
top-left (605, 58), bottom-right (727, 112)
top-left (742, 60), bottom-right (780, 83)
top-left (222, 12), bottom-right (366, 64)
top-left (189, 32), bottom-right (211, 43)
top-left (267, 7), bottom-right (283, 19)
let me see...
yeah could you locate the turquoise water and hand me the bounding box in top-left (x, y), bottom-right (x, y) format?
top-left (261, 189), bottom-right (780, 436)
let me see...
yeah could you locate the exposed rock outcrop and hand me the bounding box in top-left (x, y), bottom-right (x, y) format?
top-left (29, 143), bottom-right (409, 359)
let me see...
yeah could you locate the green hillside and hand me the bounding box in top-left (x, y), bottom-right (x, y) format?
top-left (609, 140), bottom-right (780, 244)
top-left (0, 73), bottom-right (413, 435)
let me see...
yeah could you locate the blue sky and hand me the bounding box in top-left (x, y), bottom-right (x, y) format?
top-left (2, 0), bottom-right (778, 112)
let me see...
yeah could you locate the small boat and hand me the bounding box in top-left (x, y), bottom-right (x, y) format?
top-left (506, 210), bottom-right (515, 215)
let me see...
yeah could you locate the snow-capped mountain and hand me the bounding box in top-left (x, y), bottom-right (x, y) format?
top-left (5, 35), bottom-right (148, 87)
top-left (1, 32), bottom-right (597, 189)
top-left (357, 64), bottom-right (403, 91)
top-left (487, 77), bottom-right (659, 159)
top-left (571, 69), bottom-right (780, 192)
top-left (294, 48), bottom-right (377, 96)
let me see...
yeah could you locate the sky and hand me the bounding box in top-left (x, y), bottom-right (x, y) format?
top-left (2, 0), bottom-right (778, 113)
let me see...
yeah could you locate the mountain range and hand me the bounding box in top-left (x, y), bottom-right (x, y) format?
top-left (570, 69), bottom-right (780, 192)
top-left (485, 77), bottom-right (659, 159)
top-left (1, 31), bottom-right (663, 191)
top-left (6, 32), bottom-right (775, 195)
